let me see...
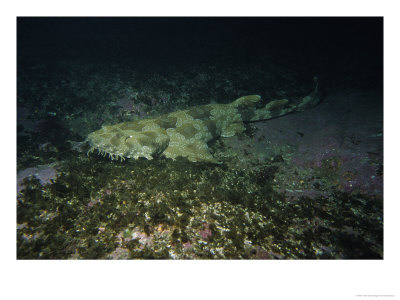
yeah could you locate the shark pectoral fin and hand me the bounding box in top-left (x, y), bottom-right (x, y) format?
top-left (231, 95), bottom-right (261, 109)
top-left (163, 140), bottom-right (219, 163)
top-left (221, 122), bottom-right (246, 137)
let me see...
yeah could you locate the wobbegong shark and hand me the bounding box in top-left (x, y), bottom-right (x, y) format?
top-left (87, 78), bottom-right (321, 163)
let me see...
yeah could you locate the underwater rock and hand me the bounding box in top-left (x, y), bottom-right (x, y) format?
top-left (87, 78), bottom-right (321, 162)
top-left (17, 163), bottom-right (59, 193)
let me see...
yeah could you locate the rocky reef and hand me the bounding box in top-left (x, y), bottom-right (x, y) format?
top-left (17, 152), bottom-right (382, 259)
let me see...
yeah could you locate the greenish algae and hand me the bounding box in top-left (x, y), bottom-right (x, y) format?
top-left (17, 153), bottom-right (383, 259)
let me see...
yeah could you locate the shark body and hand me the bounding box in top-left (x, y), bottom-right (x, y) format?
top-left (87, 79), bottom-right (321, 163)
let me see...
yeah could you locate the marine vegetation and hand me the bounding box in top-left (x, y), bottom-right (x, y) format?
top-left (17, 155), bottom-right (382, 259)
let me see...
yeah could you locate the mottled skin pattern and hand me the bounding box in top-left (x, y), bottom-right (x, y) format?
top-left (87, 79), bottom-right (321, 163)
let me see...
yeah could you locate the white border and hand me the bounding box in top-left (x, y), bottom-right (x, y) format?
top-left (1, 1), bottom-right (398, 299)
